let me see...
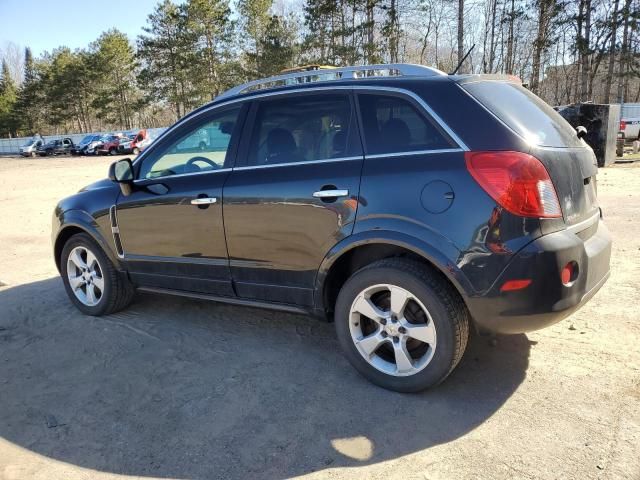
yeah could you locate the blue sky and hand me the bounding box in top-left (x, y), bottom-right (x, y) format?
top-left (0, 0), bottom-right (164, 56)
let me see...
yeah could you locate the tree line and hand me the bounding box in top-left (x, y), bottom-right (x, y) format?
top-left (0, 0), bottom-right (638, 138)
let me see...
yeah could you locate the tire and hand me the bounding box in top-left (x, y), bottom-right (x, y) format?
top-left (109, 148), bottom-right (116, 156)
top-left (60, 233), bottom-right (134, 316)
top-left (30, 151), bottom-right (36, 158)
top-left (334, 258), bottom-right (469, 392)
top-left (132, 147), bottom-right (139, 155)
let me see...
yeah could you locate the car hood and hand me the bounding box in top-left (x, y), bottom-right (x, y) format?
top-left (78, 178), bottom-right (113, 192)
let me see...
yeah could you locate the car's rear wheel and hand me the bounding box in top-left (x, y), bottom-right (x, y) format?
top-left (335, 258), bottom-right (469, 392)
top-left (109, 147), bottom-right (116, 155)
top-left (61, 233), bottom-right (134, 316)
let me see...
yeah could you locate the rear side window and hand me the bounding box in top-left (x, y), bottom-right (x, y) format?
top-left (357, 93), bottom-right (454, 155)
top-left (248, 94), bottom-right (355, 167)
top-left (462, 81), bottom-right (583, 148)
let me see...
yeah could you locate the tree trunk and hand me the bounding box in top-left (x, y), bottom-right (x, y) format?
top-left (603, 0), bottom-right (620, 102)
top-left (580, 0), bottom-right (592, 101)
top-left (457, 0), bottom-right (464, 71)
top-left (488, 0), bottom-right (498, 72)
top-left (616, 0), bottom-right (632, 103)
top-left (531, 0), bottom-right (551, 93)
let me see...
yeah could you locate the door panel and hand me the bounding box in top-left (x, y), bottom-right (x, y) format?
top-left (116, 172), bottom-right (232, 294)
top-left (224, 91), bottom-right (363, 306)
top-left (115, 105), bottom-right (245, 296)
top-left (224, 160), bottom-right (362, 305)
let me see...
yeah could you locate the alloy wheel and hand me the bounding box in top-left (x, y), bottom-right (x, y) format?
top-left (66, 246), bottom-right (105, 307)
top-left (349, 284), bottom-right (437, 377)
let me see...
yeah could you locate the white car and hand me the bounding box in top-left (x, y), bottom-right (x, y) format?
top-left (621, 117), bottom-right (640, 141)
top-left (19, 138), bottom-right (44, 157)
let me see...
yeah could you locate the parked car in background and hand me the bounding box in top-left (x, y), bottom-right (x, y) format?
top-left (37, 138), bottom-right (74, 156)
top-left (71, 135), bottom-right (103, 156)
top-left (620, 117), bottom-right (640, 142)
top-left (136, 129), bottom-right (164, 153)
top-left (19, 138), bottom-right (45, 157)
top-left (116, 132), bottom-right (141, 155)
top-left (96, 134), bottom-right (124, 156)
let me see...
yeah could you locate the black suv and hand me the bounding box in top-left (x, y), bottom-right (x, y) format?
top-left (38, 137), bottom-right (74, 156)
top-left (52, 65), bottom-right (611, 392)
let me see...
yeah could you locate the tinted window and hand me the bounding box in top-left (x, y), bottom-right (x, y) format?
top-left (357, 93), bottom-right (453, 154)
top-left (462, 81), bottom-right (583, 148)
top-left (248, 94), bottom-right (353, 166)
top-left (139, 107), bottom-right (240, 179)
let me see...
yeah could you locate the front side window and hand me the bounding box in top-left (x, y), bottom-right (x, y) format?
top-left (357, 93), bottom-right (454, 155)
top-left (248, 94), bottom-right (353, 167)
top-left (139, 107), bottom-right (240, 179)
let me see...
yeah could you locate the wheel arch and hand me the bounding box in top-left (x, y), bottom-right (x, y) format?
top-left (314, 231), bottom-right (473, 316)
top-left (54, 211), bottom-right (120, 273)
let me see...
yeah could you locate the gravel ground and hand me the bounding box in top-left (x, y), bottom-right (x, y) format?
top-left (0, 155), bottom-right (639, 480)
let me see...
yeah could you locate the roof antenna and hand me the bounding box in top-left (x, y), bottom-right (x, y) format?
top-left (449, 44), bottom-right (475, 75)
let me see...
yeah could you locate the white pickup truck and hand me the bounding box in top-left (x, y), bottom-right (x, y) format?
top-left (621, 117), bottom-right (640, 141)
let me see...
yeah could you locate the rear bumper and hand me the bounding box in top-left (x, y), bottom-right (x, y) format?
top-left (467, 219), bottom-right (612, 334)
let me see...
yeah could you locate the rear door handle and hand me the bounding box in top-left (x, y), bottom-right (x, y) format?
top-left (190, 197), bottom-right (217, 205)
top-left (312, 189), bottom-right (349, 199)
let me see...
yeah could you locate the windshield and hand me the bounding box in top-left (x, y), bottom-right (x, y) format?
top-left (79, 135), bottom-right (93, 144)
top-left (462, 81), bottom-right (584, 148)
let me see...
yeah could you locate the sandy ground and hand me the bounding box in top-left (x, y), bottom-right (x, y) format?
top-left (0, 155), bottom-right (639, 480)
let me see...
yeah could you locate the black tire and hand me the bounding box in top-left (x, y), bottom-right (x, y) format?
top-left (60, 233), bottom-right (135, 316)
top-left (334, 258), bottom-right (469, 392)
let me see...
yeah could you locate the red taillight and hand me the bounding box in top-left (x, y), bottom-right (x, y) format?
top-left (465, 151), bottom-right (562, 218)
top-left (561, 261), bottom-right (578, 285)
top-left (500, 279), bottom-right (532, 292)
top-left (620, 120), bottom-right (626, 131)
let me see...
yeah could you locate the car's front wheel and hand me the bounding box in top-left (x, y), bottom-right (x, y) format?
top-left (61, 233), bottom-right (134, 316)
top-left (335, 258), bottom-right (469, 392)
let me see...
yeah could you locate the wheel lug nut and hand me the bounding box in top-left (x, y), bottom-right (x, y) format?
top-left (399, 327), bottom-right (406, 334)
top-left (381, 331), bottom-right (388, 338)
top-left (380, 318), bottom-right (387, 325)
top-left (393, 336), bottom-right (400, 343)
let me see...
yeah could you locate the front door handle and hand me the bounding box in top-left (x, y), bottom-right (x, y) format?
top-left (312, 189), bottom-right (349, 199)
top-left (190, 197), bottom-right (217, 205)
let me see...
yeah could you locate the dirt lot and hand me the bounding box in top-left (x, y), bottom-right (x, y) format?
top-left (0, 155), bottom-right (639, 480)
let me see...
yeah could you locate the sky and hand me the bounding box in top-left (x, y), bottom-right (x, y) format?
top-left (0, 0), bottom-right (163, 57)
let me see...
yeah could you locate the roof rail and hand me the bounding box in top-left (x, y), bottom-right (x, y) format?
top-left (216, 63), bottom-right (446, 101)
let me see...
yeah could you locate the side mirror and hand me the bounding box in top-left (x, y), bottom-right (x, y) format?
top-left (108, 158), bottom-right (134, 195)
top-left (576, 126), bottom-right (588, 139)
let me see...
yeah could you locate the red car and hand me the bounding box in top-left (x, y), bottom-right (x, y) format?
top-left (96, 134), bottom-right (126, 156)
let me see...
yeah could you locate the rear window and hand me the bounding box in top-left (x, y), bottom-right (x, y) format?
top-left (462, 81), bottom-right (583, 148)
top-left (358, 93), bottom-right (454, 154)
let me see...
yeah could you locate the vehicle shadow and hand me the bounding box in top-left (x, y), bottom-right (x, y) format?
top-left (0, 278), bottom-right (532, 479)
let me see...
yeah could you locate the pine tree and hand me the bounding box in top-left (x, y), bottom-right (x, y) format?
top-left (90, 29), bottom-right (138, 129)
top-left (16, 47), bottom-right (39, 134)
top-left (237, 0), bottom-right (274, 78)
top-left (137, 0), bottom-right (197, 119)
top-left (257, 15), bottom-right (299, 76)
top-left (185, 0), bottom-right (234, 99)
top-left (0, 60), bottom-right (18, 137)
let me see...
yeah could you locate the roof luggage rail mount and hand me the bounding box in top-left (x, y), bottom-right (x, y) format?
top-left (216, 63), bottom-right (446, 100)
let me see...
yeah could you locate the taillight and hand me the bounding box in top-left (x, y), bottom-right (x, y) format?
top-left (465, 151), bottom-right (562, 218)
top-left (620, 120), bottom-right (626, 131)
